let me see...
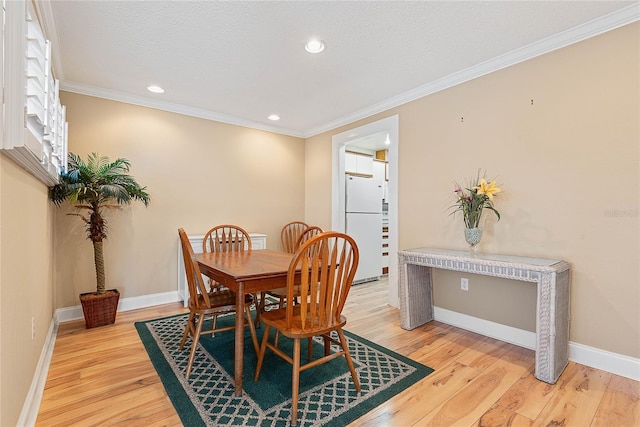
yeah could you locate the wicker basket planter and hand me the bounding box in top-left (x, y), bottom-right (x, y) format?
top-left (80, 289), bottom-right (120, 328)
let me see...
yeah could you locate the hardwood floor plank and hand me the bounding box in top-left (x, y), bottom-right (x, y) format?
top-left (105, 399), bottom-right (182, 427)
top-left (494, 366), bottom-right (556, 420)
top-left (591, 374), bottom-right (640, 427)
top-left (473, 402), bottom-right (533, 427)
top-left (532, 362), bottom-right (612, 427)
top-left (351, 362), bottom-right (482, 426)
top-left (455, 334), bottom-right (513, 371)
top-left (409, 329), bottom-right (478, 370)
top-left (413, 348), bottom-right (533, 426)
top-left (391, 322), bottom-right (462, 357)
top-left (39, 382), bottom-right (172, 426)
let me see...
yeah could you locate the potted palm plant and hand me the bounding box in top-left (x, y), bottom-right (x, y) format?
top-left (49, 152), bottom-right (150, 328)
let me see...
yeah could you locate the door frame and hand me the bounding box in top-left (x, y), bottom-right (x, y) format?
top-left (331, 115), bottom-right (399, 307)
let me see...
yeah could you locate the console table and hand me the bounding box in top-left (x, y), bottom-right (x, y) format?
top-left (398, 248), bottom-right (571, 384)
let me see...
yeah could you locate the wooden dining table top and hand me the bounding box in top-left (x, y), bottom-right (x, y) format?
top-left (195, 249), bottom-right (294, 293)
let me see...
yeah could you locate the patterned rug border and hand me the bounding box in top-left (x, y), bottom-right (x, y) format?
top-left (135, 313), bottom-right (433, 426)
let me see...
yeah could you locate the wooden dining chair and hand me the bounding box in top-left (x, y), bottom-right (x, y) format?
top-left (178, 228), bottom-right (259, 378)
top-left (280, 221), bottom-right (308, 254)
top-left (256, 221), bottom-right (307, 318)
top-left (260, 225), bottom-right (325, 317)
top-left (254, 231), bottom-right (361, 425)
top-left (202, 224), bottom-right (252, 292)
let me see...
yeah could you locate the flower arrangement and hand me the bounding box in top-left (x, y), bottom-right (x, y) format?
top-left (450, 173), bottom-right (502, 229)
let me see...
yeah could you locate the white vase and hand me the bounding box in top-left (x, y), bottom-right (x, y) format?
top-left (464, 227), bottom-right (483, 253)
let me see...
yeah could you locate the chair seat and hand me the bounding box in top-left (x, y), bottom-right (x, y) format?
top-left (266, 285), bottom-right (301, 298)
top-left (189, 290), bottom-right (255, 312)
top-left (260, 305), bottom-right (347, 338)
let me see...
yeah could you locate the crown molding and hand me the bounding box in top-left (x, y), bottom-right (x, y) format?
top-left (59, 81), bottom-right (305, 138)
top-left (303, 3), bottom-right (640, 137)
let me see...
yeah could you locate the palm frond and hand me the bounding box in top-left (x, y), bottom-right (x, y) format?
top-left (98, 183), bottom-right (133, 204)
top-left (49, 152), bottom-right (151, 230)
top-left (86, 152), bottom-right (110, 173)
top-left (100, 158), bottom-right (131, 178)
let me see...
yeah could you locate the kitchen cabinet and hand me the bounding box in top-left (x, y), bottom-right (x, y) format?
top-left (345, 151), bottom-right (374, 176)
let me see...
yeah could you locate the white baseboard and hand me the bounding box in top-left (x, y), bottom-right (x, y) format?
top-left (570, 341), bottom-right (640, 381)
top-left (434, 306), bottom-right (537, 350)
top-left (18, 319), bottom-right (58, 427)
top-left (434, 306), bottom-right (640, 381)
top-left (54, 290), bottom-right (181, 323)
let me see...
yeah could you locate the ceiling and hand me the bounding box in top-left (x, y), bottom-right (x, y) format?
top-left (38, 1), bottom-right (638, 140)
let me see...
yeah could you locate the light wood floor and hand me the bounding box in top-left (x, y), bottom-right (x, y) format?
top-left (36, 280), bottom-right (639, 426)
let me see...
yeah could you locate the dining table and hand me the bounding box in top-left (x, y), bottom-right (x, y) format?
top-left (195, 248), bottom-right (294, 396)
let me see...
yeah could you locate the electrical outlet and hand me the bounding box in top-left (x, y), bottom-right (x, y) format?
top-left (460, 278), bottom-right (469, 291)
top-left (31, 316), bottom-right (36, 340)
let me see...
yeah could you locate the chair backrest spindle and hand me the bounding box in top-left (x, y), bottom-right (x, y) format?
top-left (295, 225), bottom-right (323, 250)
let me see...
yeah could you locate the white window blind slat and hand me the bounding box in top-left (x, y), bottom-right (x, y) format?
top-left (26, 76), bottom-right (45, 99)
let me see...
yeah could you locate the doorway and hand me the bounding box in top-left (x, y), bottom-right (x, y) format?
top-left (331, 115), bottom-right (399, 308)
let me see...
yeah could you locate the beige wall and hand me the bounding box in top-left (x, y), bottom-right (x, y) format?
top-left (305, 23), bottom-right (639, 358)
top-left (54, 94), bottom-right (305, 307)
top-left (0, 156), bottom-right (56, 426)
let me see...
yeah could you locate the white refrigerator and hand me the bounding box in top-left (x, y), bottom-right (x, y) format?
top-left (345, 175), bottom-right (383, 283)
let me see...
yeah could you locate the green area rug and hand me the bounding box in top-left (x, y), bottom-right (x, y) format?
top-left (135, 313), bottom-right (433, 426)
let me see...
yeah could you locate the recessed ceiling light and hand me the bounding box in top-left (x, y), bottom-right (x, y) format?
top-left (147, 85), bottom-right (164, 94)
top-left (304, 39), bottom-right (326, 54)
top-left (268, 114), bottom-right (280, 121)
top-left (385, 134), bottom-right (391, 145)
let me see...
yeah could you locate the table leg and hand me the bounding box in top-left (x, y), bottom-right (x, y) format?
top-left (399, 261), bottom-right (434, 330)
top-left (234, 281), bottom-right (245, 396)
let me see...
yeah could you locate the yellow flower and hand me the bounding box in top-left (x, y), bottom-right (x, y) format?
top-left (474, 178), bottom-right (502, 200)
